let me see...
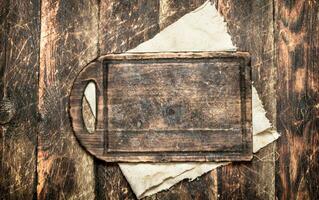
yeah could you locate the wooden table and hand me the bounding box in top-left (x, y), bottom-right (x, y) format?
top-left (0, 0), bottom-right (318, 199)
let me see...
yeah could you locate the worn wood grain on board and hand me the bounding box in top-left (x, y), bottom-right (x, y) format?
top-left (71, 52), bottom-right (252, 162)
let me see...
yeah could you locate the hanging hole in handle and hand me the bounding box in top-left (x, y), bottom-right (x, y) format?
top-left (82, 81), bottom-right (97, 134)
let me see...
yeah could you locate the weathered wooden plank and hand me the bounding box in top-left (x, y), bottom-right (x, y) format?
top-left (217, 146), bottom-right (277, 200)
top-left (216, 0), bottom-right (277, 199)
top-left (216, 0), bottom-right (276, 123)
top-left (145, 170), bottom-right (218, 200)
top-left (95, 160), bottom-right (136, 200)
top-left (0, 1), bottom-right (11, 198)
top-left (95, 1), bottom-right (161, 198)
top-left (37, 0), bottom-right (99, 199)
top-left (0, 0), bottom-right (7, 96)
top-left (99, 0), bottom-right (160, 55)
top-left (275, 1), bottom-right (319, 199)
top-left (0, 0), bottom-right (39, 199)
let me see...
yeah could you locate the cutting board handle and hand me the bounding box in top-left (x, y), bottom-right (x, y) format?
top-left (69, 61), bottom-right (105, 156)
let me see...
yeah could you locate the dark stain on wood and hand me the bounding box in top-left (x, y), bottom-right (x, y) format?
top-left (94, 159), bottom-right (136, 200)
top-left (0, 0), bottom-right (40, 199)
top-left (38, 157), bottom-right (77, 200)
top-left (275, 1), bottom-right (319, 199)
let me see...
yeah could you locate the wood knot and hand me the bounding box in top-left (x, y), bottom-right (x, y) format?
top-left (0, 98), bottom-right (16, 124)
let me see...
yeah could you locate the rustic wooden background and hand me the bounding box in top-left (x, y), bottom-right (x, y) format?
top-left (0, 0), bottom-right (318, 199)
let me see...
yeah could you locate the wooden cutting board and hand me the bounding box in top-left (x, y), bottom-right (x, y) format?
top-left (69, 52), bottom-right (252, 162)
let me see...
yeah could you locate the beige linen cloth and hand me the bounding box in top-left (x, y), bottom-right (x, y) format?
top-left (85, 1), bottom-right (280, 198)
